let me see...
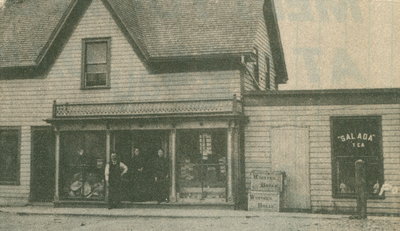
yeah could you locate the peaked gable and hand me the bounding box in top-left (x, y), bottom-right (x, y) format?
top-left (0, 0), bottom-right (287, 82)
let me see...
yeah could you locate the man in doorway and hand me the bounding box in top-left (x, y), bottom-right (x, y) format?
top-left (128, 147), bottom-right (145, 202)
top-left (153, 148), bottom-right (169, 204)
top-left (105, 152), bottom-right (128, 209)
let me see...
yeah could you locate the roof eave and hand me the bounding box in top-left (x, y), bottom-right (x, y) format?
top-left (264, 0), bottom-right (288, 84)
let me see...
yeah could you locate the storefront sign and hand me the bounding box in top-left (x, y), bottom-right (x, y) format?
top-left (248, 191), bottom-right (280, 212)
top-left (336, 132), bottom-right (376, 148)
top-left (250, 171), bottom-right (283, 192)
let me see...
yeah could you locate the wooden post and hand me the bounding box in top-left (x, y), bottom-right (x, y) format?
top-left (169, 129), bottom-right (177, 202)
top-left (227, 126), bottom-right (233, 202)
top-left (105, 129), bottom-right (111, 203)
top-left (354, 159), bottom-right (367, 219)
top-left (54, 127), bottom-right (60, 202)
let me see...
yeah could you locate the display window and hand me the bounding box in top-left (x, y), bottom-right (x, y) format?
top-left (60, 131), bottom-right (106, 200)
top-left (177, 130), bottom-right (227, 202)
top-left (331, 116), bottom-right (384, 198)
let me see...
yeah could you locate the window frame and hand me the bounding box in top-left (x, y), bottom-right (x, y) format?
top-left (0, 127), bottom-right (21, 185)
top-left (330, 116), bottom-right (384, 199)
top-left (253, 48), bottom-right (260, 84)
top-left (265, 54), bottom-right (270, 90)
top-left (81, 37), bottom-right (111, 90)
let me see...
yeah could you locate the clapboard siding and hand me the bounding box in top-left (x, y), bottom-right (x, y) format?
top-left (243, 15), bottom-right (277, 92)
top-left (0, 0), bottom-right (241, 204)
top-left (244, 104), bottom-right (400, 214)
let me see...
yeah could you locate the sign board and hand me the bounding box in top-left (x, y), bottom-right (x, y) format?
top-left (250, 171), bottom-right (283, 192)
top-left (248, 191), bottom-right (280, 212)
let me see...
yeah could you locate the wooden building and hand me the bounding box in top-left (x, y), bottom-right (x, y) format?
top-left (2, 0), bottom-right (398, 215)
top-left (0, 0), bottom-right (286, 208)
top-left (244, 89), bottom-right (400, 215)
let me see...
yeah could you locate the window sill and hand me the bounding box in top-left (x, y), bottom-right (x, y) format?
top-left (81, 86), bottom-right (111, 90)
top-left (0, 181), bottom-right (20, 186)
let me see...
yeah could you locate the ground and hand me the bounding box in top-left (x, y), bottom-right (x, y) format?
top-left (0, 211), bottom-right (399, 231)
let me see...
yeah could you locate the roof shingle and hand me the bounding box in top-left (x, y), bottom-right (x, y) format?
top-left (0, 0), bottom-right (286, 82)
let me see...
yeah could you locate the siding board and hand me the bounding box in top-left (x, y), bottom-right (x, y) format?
top-left (0, 0), bottom-right (241, 204)
top-left (245, 103), bottom-right (400, 215)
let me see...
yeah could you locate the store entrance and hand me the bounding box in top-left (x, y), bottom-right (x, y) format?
top-left (112, 130), bottom-right (169, 202)
top-left (31, 127), bottom-right (55, 202)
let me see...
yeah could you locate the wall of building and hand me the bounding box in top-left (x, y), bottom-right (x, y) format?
top-left (0, 0), bottom-right (241, 205)
top-left (244, 91), bottom-right (400, 215)
top-left (243, 14), bottom-right (277, 92)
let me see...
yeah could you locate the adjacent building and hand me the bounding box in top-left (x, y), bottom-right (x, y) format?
top-left (0, 0), bottom-right (399, 215)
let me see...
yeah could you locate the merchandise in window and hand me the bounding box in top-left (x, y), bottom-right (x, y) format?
top-left (331, 116), bottom-right (384, 198)
top-left (177, 130), bottom-right (227, 202)
top-left (60, 132), bottom-right (106, 200)
top-left (0, 128), bottom-right (19, 185)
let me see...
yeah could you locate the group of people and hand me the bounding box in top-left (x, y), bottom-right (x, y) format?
top-left (104, 148), bottom-right (169, 209)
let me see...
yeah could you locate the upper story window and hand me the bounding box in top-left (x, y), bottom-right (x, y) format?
top-left (82, 38), bottom-right (111, 89)
top-left (331, 116), bottom-right (384, 199)
top-left (253, 48), bottom-right (259, 84)
top-left (0, 127), bottom-right (20, 185)
top-left (265, 55), bottom-right (270, 90)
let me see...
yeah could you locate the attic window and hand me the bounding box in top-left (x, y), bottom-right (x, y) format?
top-left (253, 48), bottom-right (259, 84)
top-left (82, 38), bottom-right (111, 89)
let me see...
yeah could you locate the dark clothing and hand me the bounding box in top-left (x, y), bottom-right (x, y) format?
top-left (153, 156), bottom-right (169, 203)
top-left (108, 161), bottom-right (122, 208)
top-left (127, 155), bottom-right (145, 201)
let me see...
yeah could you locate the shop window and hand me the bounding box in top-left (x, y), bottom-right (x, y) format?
top-left (331, 116), bottom-right (384, 198)
top-left (177, 130), bottom-right (227, 202)
top-left (0, 128), bottom-right (20, 185)
top-left (82, 38), bottom-right (111, 89)
top-left (60, 132), bottom-right (106, 200)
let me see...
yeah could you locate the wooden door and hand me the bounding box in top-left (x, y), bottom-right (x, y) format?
top-left (31, 127), bottom-right (55, 202)
top-left (271, 127), bottom-right (310, 210)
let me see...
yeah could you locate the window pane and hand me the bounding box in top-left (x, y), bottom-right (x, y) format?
top-left (332, 116), bottom-right (383, 197)
top-left (0, 130), bottom-right (19, 183)
top-left (86, 42), bottom-right (107, 64)
top-left (86, 64), bottom-right (107, 74)
top-left (60, 132), bottom-right (106, 200)
top-left (177, 130), bottom-right (227, 202)
top-left (336, 159), bottom-right (355, 194)
top-left (85, 73), bottom-right (107, 87)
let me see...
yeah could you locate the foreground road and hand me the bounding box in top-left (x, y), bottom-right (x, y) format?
top-left (1, 211), bottom-right (399, 231)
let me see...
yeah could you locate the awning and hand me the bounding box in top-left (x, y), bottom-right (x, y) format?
top-left (46, 97), bottom-right (244, 122)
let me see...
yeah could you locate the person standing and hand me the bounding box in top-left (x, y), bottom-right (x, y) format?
top-left (153, 149), bottom-right (169, 204)
top-left (128, 147), bottom-right (145, 201)
top-left (105, 152), bottom-right (128, 209)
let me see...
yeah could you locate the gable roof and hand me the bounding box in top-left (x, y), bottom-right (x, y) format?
top-left (0, 0), bottom-right (287, 83)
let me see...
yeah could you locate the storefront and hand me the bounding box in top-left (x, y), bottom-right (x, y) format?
top-left (243, 89), bottom-right (400, 215)
top-left (47, 97), bottom-right (245, 206)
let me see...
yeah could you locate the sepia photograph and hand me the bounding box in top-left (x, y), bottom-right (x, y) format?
top-left (0, 0), bottom-right (399, 230)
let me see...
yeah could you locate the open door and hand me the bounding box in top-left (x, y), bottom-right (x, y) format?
top-left (31, 127), bottom-right (55, 202)
top-left (271, 127), bottom-right (311, 211)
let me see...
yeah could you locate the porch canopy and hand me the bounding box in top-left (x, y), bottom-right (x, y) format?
top-left (46, 96), bottom-right (244, 205)
top-left (47, 96), bottom-right (243, 122)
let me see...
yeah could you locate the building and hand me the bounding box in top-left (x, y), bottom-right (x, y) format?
top-left (1, 0), bottom-right (399, 215)
top-left (244, 89), bottom-right (400, 215)
top-left (0, 0), bottom-right (286, 208)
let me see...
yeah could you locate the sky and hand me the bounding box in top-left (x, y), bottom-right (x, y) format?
top-left (274, 0), bottom-right (400, 90)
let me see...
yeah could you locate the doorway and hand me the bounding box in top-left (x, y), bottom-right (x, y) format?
top-left (30, 127), bottom-right (55, 202)
top-left (270, 127), bottom-right (311, 211)
top-left (112, 130), bottom-right (169, 202)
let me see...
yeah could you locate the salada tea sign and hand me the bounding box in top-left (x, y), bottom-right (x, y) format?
top-left (332, 117), bottom-right (381, 157)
